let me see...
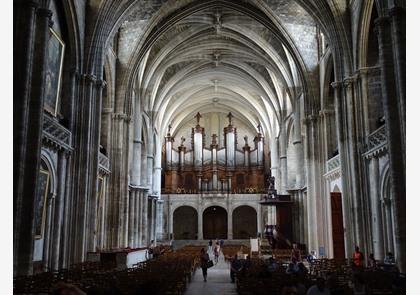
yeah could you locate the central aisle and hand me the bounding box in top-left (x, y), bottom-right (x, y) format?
top-left (184, 250), bottom-right (238, 295)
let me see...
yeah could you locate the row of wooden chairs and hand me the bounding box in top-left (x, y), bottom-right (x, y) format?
top-left (236, 257), bottom-right (403, 295)
top-left (14, 245), bottom-right (201, 294)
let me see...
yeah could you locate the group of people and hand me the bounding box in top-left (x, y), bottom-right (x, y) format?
top-left (147, 240), bottom-right (167, 260)
top-left (353, 246), bottom-right (397, 271)
top-left (208, 239), bottom-right (224, 262)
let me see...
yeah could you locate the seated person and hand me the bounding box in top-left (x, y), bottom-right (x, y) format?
top-left (296, 262), bottom-right (308, 275)
top-left (307, 277), bottom-right (331, 295)
top-left (307, 250), bottom-right (317, 263)
top-left (267, 257), bottom-right (280, 272)
top-left (243, 255), bottom-right (252, 270)
top-left (368, 253), bottom-right (377, 269)
top-left (230, 254), bottom-right (243, 283)
top-left (383, 252), bottom-right (397, 272)
top-left (281, 284), bottom-right (299, 295)
top-left (286, 262), bottom-right (298, 274)
top-left (384, 252), bottom-right (395, 265)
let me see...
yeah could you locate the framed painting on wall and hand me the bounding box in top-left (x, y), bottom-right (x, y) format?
top-left (34, 169), bottom-right (50, 239)
top-left (44, 28), bottom-right (65, 116)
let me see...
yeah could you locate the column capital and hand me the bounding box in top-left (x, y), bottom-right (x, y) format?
top-left (82, 73), bottom-right (97, 83)
top-left (356, 67), bottom-right (370, 78)
top-left (112, 112), bottom-right (131, 122)
top-left (330, 81), bottom-right (343, 89)
top-left (303, 114), bottom-right (319, 125)
top-left (343, 77), bottom-right (356, 88)
top-left (319, 109), bottom-right (334, 117)
top-left (96, 79), bottom-right (107, 89)
top-left (102, 107), bottom-right (113, 114)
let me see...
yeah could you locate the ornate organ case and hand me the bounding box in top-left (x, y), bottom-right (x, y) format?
top-left (163, 112), bottom-right (266, 194)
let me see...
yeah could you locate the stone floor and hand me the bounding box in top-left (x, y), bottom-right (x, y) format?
top-left (184, 250), bottom-right (238, 295)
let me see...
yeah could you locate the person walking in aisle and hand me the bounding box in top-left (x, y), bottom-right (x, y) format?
top-left (200, 248), bottom-right (210, 282)
top-left (214, 241), bottom-right (220, 263)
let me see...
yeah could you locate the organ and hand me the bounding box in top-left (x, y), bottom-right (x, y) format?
top-left (163, 112), bottom-right (266, 194)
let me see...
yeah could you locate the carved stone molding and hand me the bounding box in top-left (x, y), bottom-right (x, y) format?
top-left (112, 113), bottom-right (131, 122)
top-left (330, 81), bottom-right (342, 89)
top-left (324, 154), bottom-right (341, 181)
top-left (319, 109), bottom-right (334, 117)
top-left (363, 125), bottom-right (388, 159)
top-left (343, 77), bottom-right (356, 88)
top-left (96, 79), bottom-right (107, 89)
top-left (42, 114), bottom-right (73, 152)
top-left (98, 152), bottom-right (110, 174)
top-left (82, 74), bottom-right (97, 83)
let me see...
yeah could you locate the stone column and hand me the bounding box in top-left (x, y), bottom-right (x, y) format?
top-left (61, 145), bottom-right (75, 269)
top-left (128, 188), bottom-right (135, 248)
top-left (389, 7), bottom-right (405, 148)
top-left (43, 193), bottom-right (55, 271)
top-left (151, 198), bottom-right (156, 241)
top-left (168, 198), bottom-right (174, 239)
top-left (358, 69), bottom-right (371, 136)
top-left (293, 95), bottom-right (304, 187)
top-left (138, 190), bottom-right (144, 246)
top-left (369, 157), bottom-right (385, 260)
top-left (375, 17), bottom-right (406, 272)
top-left (14, 5), bottom-right (51, 276)
top-left (131, 94), bottom-right (142, 186)
top-left (141, 193), bottom-right (149, 245)
top-left (147, 154), bottom-right (154, 190)
top-left (198, 202), bottom-right (203, 240)
top-left (156, 199), bottom-right (164, 241)
top-left (133, 190), bottom-right (140, 247)
top-left (153, 143), bottom-right (162, 196)
top-left (50, 151), bottom-right (68, 270)
top-left (270, 136), bottom-right (279, 191)
top-left (279, 123), bottom-right (288, 194)
top-left (383, 198), bottom-right (394, 253)
top-left (331, 81), bottom-right (352, 258)
top-left (256, 204), bottom-right (262, 237)
top-left (304, 115), bottom-right (320, 254)
top-left (344, 77), bottom-right (366, 251)
top-left (227, 199), bottom-right (233, 239)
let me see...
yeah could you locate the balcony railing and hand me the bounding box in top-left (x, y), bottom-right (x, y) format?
top-left (99, 152), bottom-right (110, 173)
top-left (42, 115), bottom-right (72, 151)
top-left (367, 125), bottom-right (387, 151)
top-left (326, 154), bottom-right (340, 173)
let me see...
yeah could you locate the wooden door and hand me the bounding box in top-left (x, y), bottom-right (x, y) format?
top-left (331, 193), bottom-right (345, 259)
top-left (203, 206), bottom-right (227, 239)
top-left (276, 204), bottom-right (293, 246)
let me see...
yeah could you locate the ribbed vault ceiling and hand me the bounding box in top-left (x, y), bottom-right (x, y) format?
top-left (118, 1), bottom-right (319, 142)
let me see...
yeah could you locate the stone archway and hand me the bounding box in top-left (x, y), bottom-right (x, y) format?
top-left (203, 206), bottom-right (227, 239)
top-left (173, 206), bottom-right (198, 240)
top-left (233, 206), bottom-right (257, 239)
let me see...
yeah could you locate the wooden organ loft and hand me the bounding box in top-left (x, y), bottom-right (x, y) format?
top-left (163, 112), bottom-right (267, 194)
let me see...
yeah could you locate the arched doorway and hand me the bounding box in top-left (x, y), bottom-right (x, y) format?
top-left (233, 206), bottom-right (257, 239)
top-left (173, 206), bottom-right (198, 240)
top-left (203, 206), bottom-right (227, 239)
